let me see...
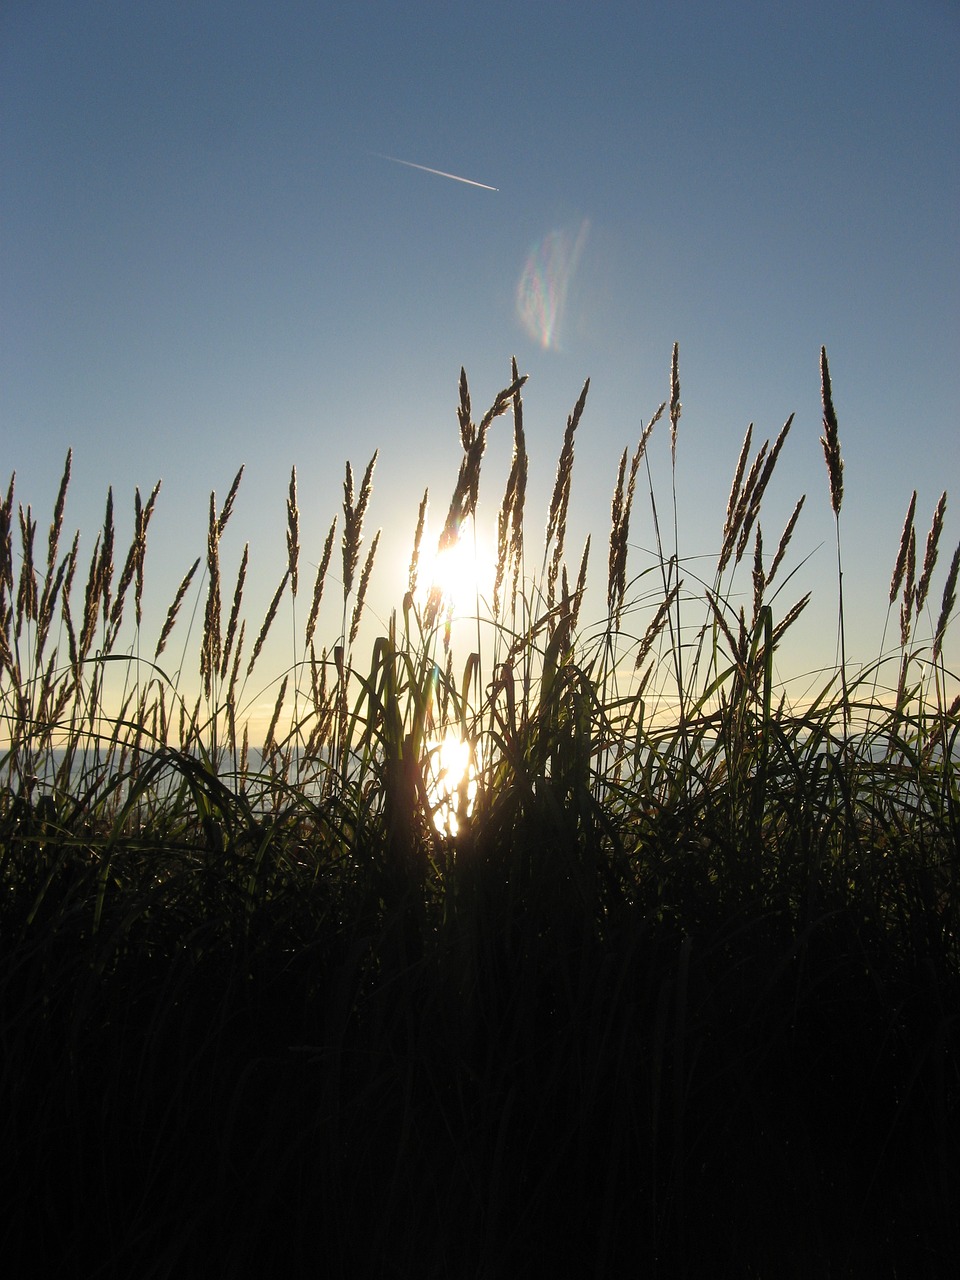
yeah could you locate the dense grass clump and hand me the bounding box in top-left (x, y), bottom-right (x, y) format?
top-left (2, 349), bottom-right (958, 1278)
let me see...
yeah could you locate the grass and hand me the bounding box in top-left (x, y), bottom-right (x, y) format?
top-left (1, 347), bottom-right (958, 1278)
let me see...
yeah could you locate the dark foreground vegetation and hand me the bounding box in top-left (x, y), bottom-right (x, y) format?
top-left (2, 350), bottom-right (958, 1277)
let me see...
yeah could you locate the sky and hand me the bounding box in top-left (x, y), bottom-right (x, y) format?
top-left (2, 0), bottom-right (958, 730)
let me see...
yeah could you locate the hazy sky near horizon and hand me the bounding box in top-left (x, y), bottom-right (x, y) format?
top-left (2, 0), bottom-right (958, 715)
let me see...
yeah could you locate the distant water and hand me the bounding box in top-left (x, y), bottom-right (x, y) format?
top-left (4, 745), bottom-right (284, 803)
top-left (4, 730), bottom-right (955, 814)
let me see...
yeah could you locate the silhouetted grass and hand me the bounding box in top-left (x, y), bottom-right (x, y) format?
top-left (1, 349), bottom-right (957, 1278)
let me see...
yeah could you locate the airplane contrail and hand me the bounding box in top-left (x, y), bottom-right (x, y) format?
top-left (374, 152), bottom-right (499, 192)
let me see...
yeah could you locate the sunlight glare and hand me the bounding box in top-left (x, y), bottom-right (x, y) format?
top-left (416, 521), bottom-right (495, 617)
top-left (425, 728), bottom-right (479, 837)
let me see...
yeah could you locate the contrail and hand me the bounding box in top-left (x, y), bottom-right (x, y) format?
top-left (374, 152), bottom-right (499, 192)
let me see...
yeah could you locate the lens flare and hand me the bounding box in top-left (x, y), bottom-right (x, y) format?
top-left (515, 218), bottom-right (590, 350)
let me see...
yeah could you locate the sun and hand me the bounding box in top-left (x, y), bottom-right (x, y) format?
top-left (416, 520), bottom-right (495, 616)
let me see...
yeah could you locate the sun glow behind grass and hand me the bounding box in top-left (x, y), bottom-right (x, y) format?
top-left (424, 728), bottom-right (479, 836)
top-left (1, 348), bottom-right (956, 798)
top-left (406, 517), bottom-right (490, 834)
top-left (414, 517), bottom-right (496, 620)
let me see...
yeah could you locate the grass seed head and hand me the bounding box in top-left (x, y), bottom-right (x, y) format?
top-left (134, 479), bottom-right (161, 626)
top-left (916, 491), bottom-right (947, 612)
top-left (155, 556), bottom-right (201, 660)
top-left (670, 341), bottom-right (681, 463)
top-left (752, 526), bottom-right (765, 623)
top-left (458, 367), bottom-right (472, 449)
top-left (263, 674), bottom-right (288, 757)
top-left (247, 567), bottom-right (289, 678)
top-left (0, 472), bottom-right (16, 597)
top-left (770, 592), bottom-right (810, 648)
top-left (933, 540), bottom-right (959, 662)
top-left (767, 495), bottom-right (806, 589)
top-left (100, 487), bottom-right (115, 618)
top-left (724, 423), bottom-right (753, 546)
top-left (900, 526), bottom-right (917, 648)
top-left (408, 489), bottom-right (429, 597)
top-left (607, 446), bottom-right (629, 618)
top-left (286, 466), bottom-right (300, 598)
top-left (202, 490), bottom-right (222, 698)
top-left (734, 415), bottom-right (793, 569)
top-left (341, 452), bottom-right (378, 601)
top-left (220, 543), bottom-right (249, 682)
top-left (305, 516), bottom-right (337, 649)
top-left (349, 529), bottom-right (380, 646)
top-left (108, 524), bottom-right (139, 637)
top-left (545, 378), bottom-right (589, 603)
top-left (16, 504), bottom-right (38, 632)
top-left (77, 531), bottom-right (103, 664)
top-left (216, 465), bottom-right (244, 538)
top-left (636, 581), bottom-right (681, 670)
top-left (732, 442), bottom-right (769, 567)
top-left (889, 491), bottom-right (917, 604)
top-left (819, 347), bottom-right (844, 517)
top-left (46, 449), bottom-right (72, 578)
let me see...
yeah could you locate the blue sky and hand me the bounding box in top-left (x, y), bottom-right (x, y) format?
top-left (3, 0), bottom-right (958, 723)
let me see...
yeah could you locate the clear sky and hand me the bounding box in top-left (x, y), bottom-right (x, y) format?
top-left (3, 0), bottom-right (958, 726)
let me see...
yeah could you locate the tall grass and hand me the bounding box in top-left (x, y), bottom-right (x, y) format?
top-left (1, 349), bottom-right (958, 1278)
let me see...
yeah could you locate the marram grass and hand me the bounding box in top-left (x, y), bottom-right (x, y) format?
top-left (1, 349), bottom-right (958, 1279)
